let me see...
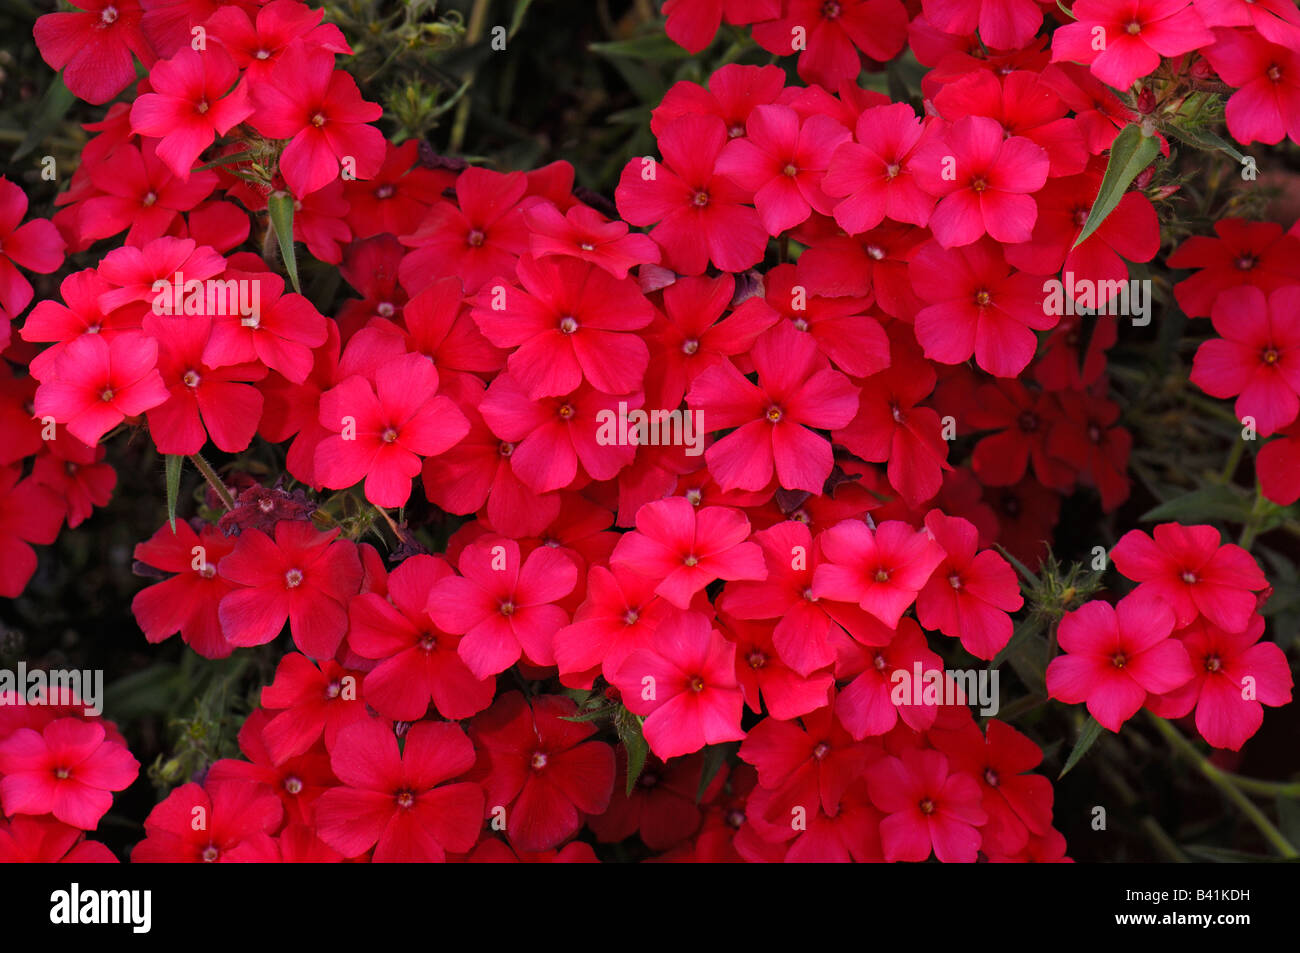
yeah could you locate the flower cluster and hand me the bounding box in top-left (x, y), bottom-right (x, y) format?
top-left (0, 0), bottom-right (1295, 862)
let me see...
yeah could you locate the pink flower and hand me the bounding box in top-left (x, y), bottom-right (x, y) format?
top-left (610, 497), bottom-right (766, 609)
top-left (521, 201), bottom-right (661, 279)
top-left (615, 113), bottom-right (768, 275)
top-left (1051, 0), bottom-right (1215, 90)
top-left (916, 510), bottom-right (1024, 660)
top-left (314, 717), bottom-right (484, 862)
top-left (613, 610), bottom-right (745, 759)
top-left (822, 103), bottom-right (937, 234)
top-left (687, 321), bottom-right (859, 493)
top-left (1149, 615), bottom-right (1293, 750)
top-left (1202, 28), bottom-right (1300, 145)
top-left (1111, 523), bottom-right (1269, 632)
top-left (912, 116), bottom-right (1050, 248)
top-left (866, 748), bottom-right (988, 863)
top-left (715, 104), bottom-right (850, 236)
top-left (811, 519), bottom-right (946, 628)
top-left (1190, 284), bottom-right (1300, 437)
top-left (0, 718), bottom-right (139, 830)
top-left (1046, 594), bottom-right (1194, 731)
top-left (129, 45), bottom-right (253, 178)
top-left (217, 520), bottom-right (364, 658)
top-left (427, 537), bottom-right (577, 679)
top-left (0, 177), bottom-right (66, 317)
top-left (34, 0), bottom-right (154, 105)
top-left (33, 331), bottom-right (170, 447)
top-left (249, 43), bottom-right (384, 196)
top-left (316, 352), bottom-right (470, 507)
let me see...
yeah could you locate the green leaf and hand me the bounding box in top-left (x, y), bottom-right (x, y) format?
top-left (1164, 123), bottom-right (1245, 164)
top-left (191, 150), bottom-right (257, 173)
top-left (1140, 484), bottom-right (1253, 524)
top-left (1183, 845), bottom-right (1285, 863)
top-left (615, 706), bottom-right (649, 796)
top-left (590, 33), bottom-right (693, 61)
top-left (164, 455), bottom-right (184, 533)
top-left (1058, 715), bottom-right (1105, 779)
top-left (508, 0), bottom-right (535, 39)
top-left (697, 741), bottom-right (738, 803)
top-left (559, 704), bottom-right (618, 723)
top-left (1072, 124), bottom-right (1160, 249)
top-left (266, 191), bottom-right (301, 294)
top-left (1277, 796), bottom-right (1300, 847)
top-left (989, 616), bottom-right (1042, 671)
top-left (12, 75), bottom-right (75, 162)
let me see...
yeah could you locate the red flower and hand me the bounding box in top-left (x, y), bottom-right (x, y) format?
top-left (347, 555), bottom-right (496, 721)
top-left (866, 747), bottom-right (988, 863)
top-left (916, 510), bottom-right (1024, 660)
top-left (812, 518), bottom-right (946, 628)
top-left (129, 45), bottom-right (253, 179)
top-left (613, 610), bottom-right (745, 759)
top-left (0, 817), bottom-right (117, 863)
top-left (315, 352), bottom-right (469, 507)
top-left (0, 466), bottom-right (65, 598)
top-left (249, 43), bottom-right (385, 196)
top-left (32, 331), bottom-right (170, 447)
top-left (217, 520), bottom-right (363, 658)
top-left (1167, 219), bottom-right (1300, 318)
top-left (34, 0), bottom-right (154, 105)
top-left (469, 692), bottom-right (615, 852)
top-left (0, 718), bottom-right (139, 830)
top-left (751, 0), bottom-right (908, 89)
top-left (1051, 0), bottom-right (1214, 90)
top-left (314, 717), bottom-right (483, 862)
top-left (615, 113), bottom-right (768, 275)
top-left (132, 780), bottom-right (282, 862)
top-left (471, 256), bottom-right (653, 399)
top-left (131, 519), bottom-right (238, 658)
top-left (1191, 285), bottom-right (1300, 436)
top-left (0, 177), bottom-right (65, 317)
top-left (522, 200), bottom-right (661, 279)
top-left (427, 536), bottom-right (577, 679)
top-left (911, 116), bottom-right (1050, 248)
top-left (610, 496), bottom-right (766, 609)
top-left (921, 0), bottom-right (1045, 51)
top-left (822, 103), bottom-right (937, 234)
top-left (1111, 523), bottom-right (1269, 632)
top-left (687, 321), bottom-right (859, 493)
top-left (258, 653), bottom-right (369, 764)
top-left (1047, 594), bottom-right (1194, 731)
top-left (201, 271), bottom-right (328, 384)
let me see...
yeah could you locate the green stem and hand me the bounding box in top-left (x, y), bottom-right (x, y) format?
top-left (1219, 437), bottom-right (1245, 484)
top-left (1148, 712), bottom-right (1298, 859)
top-left (449, 0), bottom-right (491, 154)
top-left (1238, 489), bottom-right (1268, 550)
top-left (189, 453), bottom-right (235, 511)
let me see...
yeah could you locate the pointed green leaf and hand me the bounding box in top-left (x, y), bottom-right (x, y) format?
top-left (1140, 484), bottom-right (1253, 524)
top-left (266, 191), bottom-right (301, 294)
top-left (1072, 124), bottom-right (1160, 249)
top-left (615, 706), bottom-right (649, 796)
top-left (1059, 715), bottom-right (1105, 779)
top-left (165, 454), bottom-right (184, 533)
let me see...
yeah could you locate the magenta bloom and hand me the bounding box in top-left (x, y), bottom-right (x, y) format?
top-left (1046, 594), bottom-right (1195, 731)
top-left (1112, 523), bottom-right (1269, 632)
top-left (866, 748), bottom-right (988, 863)
top-left (922, 0), bottom-right (1045, 50)
top-left (316, 352), bottom-right (470, 507)
top-left (1203, 28), bottom-right (1300, 146)
top-left (822, 103), bottom-right (937, 234)
top-left (1191, 285), bottom-right (1300, 436)
top-left (34, 0), bottom-right (154, 105)
top-left (687, 321), bottom-right (859, 493)
top-left (471, 255), bottom-right (652, 399)
top-left (811, 519), bottom-right (947, 628)
top-left (909, 237), bottom-right (1055, 379)
top-left (610, 497), bottom-right (766, 609)
top-left (916, 510), bottom-right (1024, 660)
top-left (614, 610), bottom-right (745, 760)
top-left (715, 104), bottom-right (850, 236)
top-left (0, 718), bottom-right (139, 830)
top-left (249, 43), bottom-right (385, 196)
top-left (129, 45), bottom-right (253, 178)
top-left (1149, 615), bottom-right (1293, 751)
top-left (346, 555), bottom-right (495, 721)
top-left (0, 177), bottom-right (66, 317)
top-left (217, 521), bottom-right (364, 658)
top-left (314, 717), bottom-right (483, 862)
top-left (1051, 0), bottom-right (1215, 90)
top-left (32, 331), bottom-right (170, 446)
top-left (427, 537), bottom-right (577, 679)
top-left (615, 113), bottom-right (768, 275)
top-left (911, 116), bottom-right (1049, 248)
